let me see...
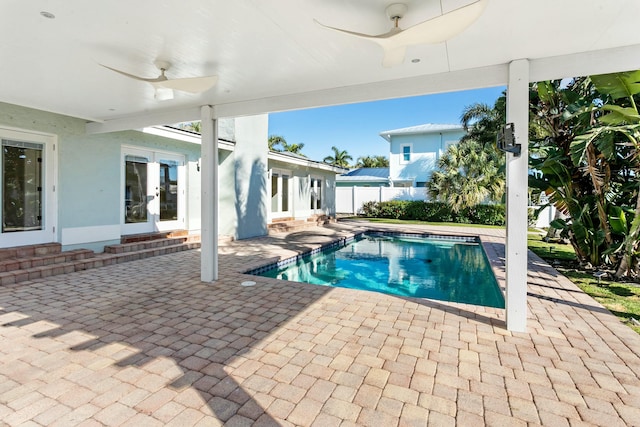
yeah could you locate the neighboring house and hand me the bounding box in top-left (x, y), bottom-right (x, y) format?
top-left (380, 123), bottom-right (465, 187)
top-left (0, 102), bottom-right (343, 252)
top-left (336, 168), bottom-right (390, 187)
top-left (267, 150), bottom-right (345, 224)
top-left (335, 123), bottom-right (466, 214)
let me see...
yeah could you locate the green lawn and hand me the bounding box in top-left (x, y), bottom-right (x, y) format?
top-left (526, 232), bottom-right (577, 263)
top-left (348, 218), bottom-right (640, 334)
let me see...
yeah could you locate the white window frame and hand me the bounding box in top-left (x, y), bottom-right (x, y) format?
top-left (309, 175), bottom-right (324, 212)
top-left (0, 126), bottom-right (58, 247)
top-left (121, 146), bottom-right (186, 235)
top-left (400, 143), bottom-right (412, 164)
top-left (270, 168), bottom-right (292, 219)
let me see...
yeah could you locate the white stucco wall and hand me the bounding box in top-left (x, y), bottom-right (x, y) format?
top-left (267, 158), bottom-right (338, 220)
top-left (233, 115), bottom-right (269, 239)
top-left (389, 129), bottom-right (465, 184)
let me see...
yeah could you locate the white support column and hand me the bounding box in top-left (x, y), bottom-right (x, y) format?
top-left (200, 106), bottom-right (219, 282)
top-left (505, 59), bottom-right (530, 332)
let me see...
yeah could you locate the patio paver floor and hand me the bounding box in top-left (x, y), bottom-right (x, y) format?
top-left (0, 222), bottom-right (639, 426)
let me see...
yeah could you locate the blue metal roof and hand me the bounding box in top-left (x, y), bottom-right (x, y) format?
top-left (337, 167), bottom-right (390, 181)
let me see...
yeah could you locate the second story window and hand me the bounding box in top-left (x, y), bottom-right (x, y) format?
top-left (401, 145), bottom-right (411, 163)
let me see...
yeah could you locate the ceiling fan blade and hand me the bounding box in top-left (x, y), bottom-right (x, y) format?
top-left (396, 0), bottom-right (488, 45)
top-left (152, 75), bottom-right (218, 94)
top-left (99, 64), bottom-right (166, 83)
top-left (314, 19), bottom-right (398, 41)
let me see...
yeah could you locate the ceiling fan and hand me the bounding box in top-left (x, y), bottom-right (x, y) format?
top-left (315, 0), bottom-right (488, 67)
top-left (100, 60), bottom-right (218, 100)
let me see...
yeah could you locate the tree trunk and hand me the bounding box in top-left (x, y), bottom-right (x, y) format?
top-left (615, 183), bottom-right (640, 278)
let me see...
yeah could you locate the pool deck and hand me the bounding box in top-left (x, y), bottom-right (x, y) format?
top-left (0, 221), bottom-right (639, 426)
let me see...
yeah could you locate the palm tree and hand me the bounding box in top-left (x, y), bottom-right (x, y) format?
top-left (323, 146), bottom-right (353, 168)
top-left (427, 139), bottom-right (505, 212)
top-left (268, 135), bottom-right (286, 152)
top-left (460, 93), bottom-right (506, 146)
top-left (356, 155), bottom-right (389, 168)
top-left (282, 142), bottom-right (305, 156)
top-left (178, 121), bottom-right (202, 133)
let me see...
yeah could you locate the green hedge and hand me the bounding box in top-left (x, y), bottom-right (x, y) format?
top-left (360, 201), bottom-right (505, 226)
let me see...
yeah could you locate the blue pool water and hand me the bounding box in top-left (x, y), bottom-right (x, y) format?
top-left (256, 233), bottom-right (505, 309)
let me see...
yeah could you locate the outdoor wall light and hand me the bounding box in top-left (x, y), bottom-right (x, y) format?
top-left (496, 123), bottom-right (521, 157)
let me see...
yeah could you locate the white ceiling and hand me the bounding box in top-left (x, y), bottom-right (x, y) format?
top-left (3, 0), bottom-right (640, 130)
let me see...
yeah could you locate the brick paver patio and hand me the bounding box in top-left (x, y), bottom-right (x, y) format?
top-left (0, 222), bottom-right (639, 426)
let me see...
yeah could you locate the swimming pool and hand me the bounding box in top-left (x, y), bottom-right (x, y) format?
top-left (254, 232), bottom-right (505, 308)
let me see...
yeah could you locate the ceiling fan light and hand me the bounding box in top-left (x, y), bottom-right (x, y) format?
top-left (154, 87), bottom-right (174, 100)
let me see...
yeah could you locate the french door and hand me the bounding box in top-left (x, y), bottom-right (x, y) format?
top-left (122, 147), bottom-right (185, 234)
top-left (0, 127), bottom-right (56, 247)
top-left (310, 177), bottom-right (323, 212)
top-left (270, 169), bottom-right (292, 219)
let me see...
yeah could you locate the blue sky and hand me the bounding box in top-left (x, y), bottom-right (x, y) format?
top-left (268, 85), bottom-right (506, 162)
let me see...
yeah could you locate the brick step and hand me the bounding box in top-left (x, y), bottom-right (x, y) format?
top-left (0, 243), bottom-right (62, 261)
top-left (0, 249), bottom-right (94, 273)
top-left (120, 230), bottom-right (189, 244)
top-left (0, 240), bottom-right (201, 286)
top-left (270, 217), bottom-right (295, 223)
top-left (308, 215), bottom-right (335, 225)
top-left (268, 220), bottom-right (328, 234)
top-left (104, 235), bottom-right (200, 254)
top-left (268, 220), bottom-right (307, 232)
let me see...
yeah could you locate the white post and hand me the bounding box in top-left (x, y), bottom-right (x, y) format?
top-left (200, 106), bottom-right (219, 282)
top-left (505, 59), bottom-right (529, 332)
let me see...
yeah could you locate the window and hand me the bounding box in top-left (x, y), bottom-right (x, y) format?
top-left (401, 144), bottom-right (411, 163)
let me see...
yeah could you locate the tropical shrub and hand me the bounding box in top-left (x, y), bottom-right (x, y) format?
top-left (359, 201), bottom-right (505, 226)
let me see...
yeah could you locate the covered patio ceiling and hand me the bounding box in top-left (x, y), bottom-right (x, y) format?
top-left (3, 0), bottom-right (640, 130)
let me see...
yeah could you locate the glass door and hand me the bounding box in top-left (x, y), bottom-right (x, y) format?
top-left (0, 128), bottom-right (56, 247)
top-left (155, 154), bottom-right (184, 231)
top-left (310, 177), bottom-right (323, 212)
top-left (270, 169), bottom-right (292, 219)
top-left (122, 148), bottom-right (185, 235)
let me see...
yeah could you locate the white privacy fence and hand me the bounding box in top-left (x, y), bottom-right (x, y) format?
top-left (336, 186), bottom-right (428, 214)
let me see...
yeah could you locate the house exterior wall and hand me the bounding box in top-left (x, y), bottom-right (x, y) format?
top-left (0, 103), bottom-right (228, 251)
top-left (389, 129), bottom-right (465, 185)
top-left (268, 158), bottom-right (337, 220)
top-left (0, 103), bottom-right (336, 252)
top-left (233, 115), bottom-right (269, 239)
